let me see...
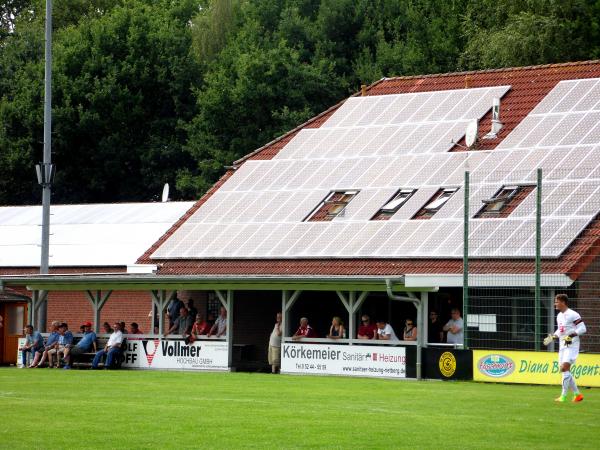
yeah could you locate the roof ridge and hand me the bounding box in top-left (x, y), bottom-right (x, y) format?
top-left (233, 60), bottom-right (600, 166)
top-left (380, 59), bottom-right (600, 82)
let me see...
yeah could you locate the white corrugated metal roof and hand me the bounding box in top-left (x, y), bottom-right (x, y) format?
top-left (0, 202), bottom-right (194, 267)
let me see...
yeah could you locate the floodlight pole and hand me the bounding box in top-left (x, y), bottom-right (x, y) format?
top-left (37, 0), bottom-right (53, 331)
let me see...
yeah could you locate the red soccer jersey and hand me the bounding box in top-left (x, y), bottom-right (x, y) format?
top-left (295, 325), bottom-right (317, 338)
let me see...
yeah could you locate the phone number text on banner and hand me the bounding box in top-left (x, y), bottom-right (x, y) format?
top-left (121, 338), bottom-right (229, 371)
top-left (281, 343), bottom-right (406, 378)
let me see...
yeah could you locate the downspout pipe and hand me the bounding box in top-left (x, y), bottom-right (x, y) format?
top-left (385, 278), bottom-right (422, 380)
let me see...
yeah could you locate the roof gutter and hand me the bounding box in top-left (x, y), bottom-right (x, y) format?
top-left (404, 273), bottom-right (574, 288)
top-left (385, 278), bottom-right (424, 381)
top-left (0, 273), bottom-right (430, 293)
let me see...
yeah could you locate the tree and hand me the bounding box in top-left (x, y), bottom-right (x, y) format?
top-left (190, 0), bottom-right (238, 65)
top-left (0, 0), bottom-right (202, 204)
top-left (460, 0), bottom-right (600, 69)
top-left (181, 35), bottom-right (342, 195)
top-left (1, 0), bottom-right (32, 40)
top-left (2, 0), bottom-right (600, 204)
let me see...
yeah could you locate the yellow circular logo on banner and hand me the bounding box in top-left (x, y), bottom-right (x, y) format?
top-left (439, 352), bottom-right (457, 377)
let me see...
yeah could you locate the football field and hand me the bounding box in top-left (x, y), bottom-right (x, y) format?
top-left (0, 368), bottom-right (598, 449)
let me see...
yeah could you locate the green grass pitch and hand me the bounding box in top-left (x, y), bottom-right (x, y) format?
top-left (0, 368), bottom-right (598, 449)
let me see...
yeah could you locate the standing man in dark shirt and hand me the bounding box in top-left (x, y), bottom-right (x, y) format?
top-left (167, 297), bottom-right (184, 329)
top-left (186, 299), bottom-right (198, 320)
top-left (428, 311), bottom-right (444, 344)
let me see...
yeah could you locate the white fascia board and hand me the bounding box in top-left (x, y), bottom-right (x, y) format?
top-left (405, 273), bottom-right (574, 288)
top-left (127, 264), bottom-right (158, 274)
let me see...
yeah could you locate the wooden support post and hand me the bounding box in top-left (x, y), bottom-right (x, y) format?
top-left (282, 290), bottom-right (302, 337)
top-left (85, 290), bottom-right (113, 333)
top-left (348, 292), bottom-right (355, 342)
top-left (226, 290), bottom-right (234, 368)
top-left (30, 290), bottom-right (48, 328)
top-left (151, 290), bottom-right (174, 335)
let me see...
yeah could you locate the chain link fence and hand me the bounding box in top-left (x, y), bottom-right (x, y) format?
top-left (463, 166), bottom-right (600, 353)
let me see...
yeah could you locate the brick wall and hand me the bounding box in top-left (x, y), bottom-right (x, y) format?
top-left (47, 290), bottom-right (153, 334)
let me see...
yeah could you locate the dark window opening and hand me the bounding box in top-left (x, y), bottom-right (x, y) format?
top-left (305, 190), bottom-right (358, 222)
top-left (475, 185), bottom-right (535, 218)
top-left (412, 187), bottom-right (458, 220)
top-left (372, 188), bottom-right (416, 220)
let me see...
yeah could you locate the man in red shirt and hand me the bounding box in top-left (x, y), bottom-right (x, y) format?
top-left (292, 317), bottom-right (317, 340)
top-left (129, 322), bottom-right (144, 334)
top-left (357, 314), bottom-right (377, 339)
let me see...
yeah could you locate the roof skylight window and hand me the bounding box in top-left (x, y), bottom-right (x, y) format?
top-left (476, 185), bottom-right (535, 218)
top-left (372, 189), bottom-right (416, 220)
top-left (305, 190), bottom-right (358, 222)
top-left (412, 188), bottom-right (458, 220)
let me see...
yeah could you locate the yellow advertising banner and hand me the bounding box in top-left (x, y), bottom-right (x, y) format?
top-left (473, 350), bottom-right (600, 387)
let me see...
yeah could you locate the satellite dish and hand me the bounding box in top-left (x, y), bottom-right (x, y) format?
top-left (161, 183), bottom-right (170, 202)
top-left (465, 120), bottom-right (478, 148)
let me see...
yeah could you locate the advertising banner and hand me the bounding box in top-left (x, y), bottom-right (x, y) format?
top-left (473, 350), bottom-right (600, 387)
top-left (121, 338), bottom-right (229, 371)
top-left (16, 338), bottom-right (26, 367)
top-left (423, 348), bottom-right (473, 380)
top-left (281, 343), bottom-right (406, 378)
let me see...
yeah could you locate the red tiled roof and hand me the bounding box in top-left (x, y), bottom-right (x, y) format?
top-left (140, 60), bottom-right (600, 278)
top-left (0, 287), bottom-right (31, 301)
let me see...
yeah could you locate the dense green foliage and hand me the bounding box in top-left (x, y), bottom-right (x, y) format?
top-left (1, 0), bottom-right (599, 203)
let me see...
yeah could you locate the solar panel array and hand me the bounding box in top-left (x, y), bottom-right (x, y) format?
top-left (0, 202), bottom-right (194, 267)
top-left (153, 80), bottom-right (600, 260)
top-left (276, 86), bottom-right (510, 159)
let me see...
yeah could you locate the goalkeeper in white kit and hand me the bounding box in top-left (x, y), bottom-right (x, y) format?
top-left (543, 294), bottom-right (586, 402)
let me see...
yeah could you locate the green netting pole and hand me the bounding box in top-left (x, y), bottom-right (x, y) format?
top-left (463, 171), bottom-right (470, 349)
top-left (535, 168), bottom-right (542, 351)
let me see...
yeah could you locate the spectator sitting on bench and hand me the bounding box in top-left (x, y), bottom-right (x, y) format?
top-left (357, 315), bottom-right (377, 340)
top-left (191, 314), bottom-right (210, 337)
top-left (63, 321), bottom-right (97, 370)
top-left (184, 314), bottom-right (210, 344)
top-left (129, 322), bottom-right (143, 334)
top-left (47, 323), bottom-right (73, 368)
top-left (92, 322), bottom-right (123, 369)
top-left (207, 307), bottom-right (227, 338)
top-left (120, 321), bottom-right (127, 335)
top-left (20, 325), bottom-right (44, 368)
top-left (165, 307), bottom-right (193, 337)
top-left (31, 320), bottom-right (60, 367)
top-left (102, 322), bottom-right (113, 334)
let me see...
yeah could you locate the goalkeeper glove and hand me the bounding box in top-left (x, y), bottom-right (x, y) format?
top-left (563, 335), bottom-right (574, 346)
top-left (543, 334), bottom-right (556, 346)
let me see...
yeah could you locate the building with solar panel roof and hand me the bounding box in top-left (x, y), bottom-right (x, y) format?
top-left (0, 202), bottom-right (194, 365)
top-left (2, 61), bottom-right (600, 378)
